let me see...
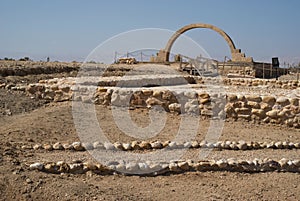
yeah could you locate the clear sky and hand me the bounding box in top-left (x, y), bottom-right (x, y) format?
top-left (1, 0), bottom-right (300, 65)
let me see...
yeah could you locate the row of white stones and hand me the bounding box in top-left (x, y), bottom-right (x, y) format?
top-left (29, 158), bottom-right (300, 175)
top-left (22, 140), bottom-right (300, 151)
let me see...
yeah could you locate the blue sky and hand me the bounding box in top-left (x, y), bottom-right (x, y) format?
top-left (1, 0), bottom-right (300, 65)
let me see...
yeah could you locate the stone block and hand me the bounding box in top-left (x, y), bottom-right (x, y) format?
top-left (168, 103), bottom-right (181, 113)
top-left (247, 101), bottom-right (260, 109)
top-left (266, 110), bottom-right (279, 119)
top-left (245, 95), bottom-right (262, 102)
top-left (227, 94), bottom-right (237, 102)
top-left (276, 97), bottom-right (290, 107)
top-left (251, 109), bottom-right (266, 119)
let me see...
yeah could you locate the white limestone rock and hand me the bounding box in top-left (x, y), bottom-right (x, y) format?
top-left (150, 141), bottom-right (163, 149)
top-left (53, 142), bottom-right (64, 150)
top-left (72, 142), bottom-right (85, 151)
top-left (104, 142), bottom-right (115, 150)
top-left (29, 162), bottom-right (44, 171)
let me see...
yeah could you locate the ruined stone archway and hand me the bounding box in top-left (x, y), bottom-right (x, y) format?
top-left (157, 23), bottom-right (252, 62)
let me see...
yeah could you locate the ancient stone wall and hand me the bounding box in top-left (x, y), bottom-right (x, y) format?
top-left (21, 77), bottom-right (300, 128)
top-left (221, 77), bottom-right (299, 88)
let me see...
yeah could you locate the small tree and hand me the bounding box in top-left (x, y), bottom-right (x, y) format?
top-left (19, 57), bottom-right (31, 61)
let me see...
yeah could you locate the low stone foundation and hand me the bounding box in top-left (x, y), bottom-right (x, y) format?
top-left (24, 140), bottom-right (300, 152)
top-left (24, 80), bottom-right (300, 128)
top-left (221, 77), bottom-right (300, 89)
top-left (1, 75), bottom-right (298, 127)
top-left (29, 158), bottom-right (300, 175)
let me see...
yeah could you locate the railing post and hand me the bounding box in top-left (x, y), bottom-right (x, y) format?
top-left (114, 51), bottom-right (117, 63)
top-left (263, 63), bottom-right (265, 79)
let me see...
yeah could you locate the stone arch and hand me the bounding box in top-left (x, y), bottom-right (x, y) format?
top-left (157, 23), bottom-right (252, 62)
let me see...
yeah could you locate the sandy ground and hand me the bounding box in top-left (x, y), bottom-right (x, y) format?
top-left (0, 65), bottom-right (300, 201)
top-left (1, 101), bottom-right (300, 201)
